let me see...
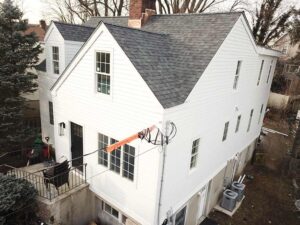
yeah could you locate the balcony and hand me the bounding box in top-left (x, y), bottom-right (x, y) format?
top-left (0, 162), bottom-right (87, 201)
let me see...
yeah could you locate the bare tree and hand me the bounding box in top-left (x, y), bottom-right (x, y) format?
top-left (156, 0), bottom-right (227, 14)
top-left (252, 0), bottom-right (296, 46)
top-left (229, 0), bottom-right (251, 13)
top-left (45, 0), bottom-right (129, 23)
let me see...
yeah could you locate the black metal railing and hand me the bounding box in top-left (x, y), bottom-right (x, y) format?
top-left (0, 163), bottom-right (87, 201)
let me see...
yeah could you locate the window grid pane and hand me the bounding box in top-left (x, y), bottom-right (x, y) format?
top-left (123, 145), bottom-right (135, 181)
top-left (96, 52), bottom-right (111, 95)
top-left (52, 46), bottom-right (59, 74)
top-left (190, 139), bottom-right (200, 169)
top-left (110, 138), bottom-right (121, 173)
top-left (98, 133), bottom-right (109, 167)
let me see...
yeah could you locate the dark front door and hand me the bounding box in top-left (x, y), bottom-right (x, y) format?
top-left (71, 122), bottom-right (83, 171)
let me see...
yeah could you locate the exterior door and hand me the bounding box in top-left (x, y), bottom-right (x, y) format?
top-left (70, 122), bottom-right (83, 171)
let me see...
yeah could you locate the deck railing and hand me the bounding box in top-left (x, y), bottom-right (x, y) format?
top-left (0, 163), bottom-right (87, 201)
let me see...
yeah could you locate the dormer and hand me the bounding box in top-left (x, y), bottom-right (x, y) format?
top-left (44, 22), bottom-right (94, 76)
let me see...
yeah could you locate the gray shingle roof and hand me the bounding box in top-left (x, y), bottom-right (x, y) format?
top-left (55, 13), bottom-right (242, 108)
top-left (53, 21), bottom-right (94, 42)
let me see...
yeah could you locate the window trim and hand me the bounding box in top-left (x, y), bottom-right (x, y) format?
top-left (52, 46), bottom-right (59, 74)
top-left (257, 60), bottom-right (264, 86)
top-left (222, 121), bottom-right (229, 141)
top-left (233, 60), bottom-right (242, 90)
top-left (95, 51), bottom-right (111, 95)
top-left (103, 201), bottom-right (119, 220)
top-left (190, 139), bottom-right (200, 169)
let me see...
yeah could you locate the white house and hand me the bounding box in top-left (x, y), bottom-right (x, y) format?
top-left (39, 0), bottom-right (280, 224)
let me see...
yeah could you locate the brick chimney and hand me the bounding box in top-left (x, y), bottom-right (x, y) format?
top-left (40, 20), bottom-right (47, 31)
top-left (128, 0), bottom-right (156, 28)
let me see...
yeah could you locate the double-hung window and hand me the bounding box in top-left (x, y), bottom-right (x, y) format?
top-left (233, 61), bottom-right (242, 89)
top-left (96, 52), bottom-right (111, 95)
top-left (190, 139), bottom-right (200, 169)
top-left (235, 115), bottom-right (241, 133)
top-left (247, 109), bottom-right (254, 132)
top-left (257, 60), bottom-right (264, 86)
top-left (98, 133), bottom-right (135, 181)
top-left (52, 46), bottom-right (59, 74)
top-left (222, 122), bottom-right (229, 141)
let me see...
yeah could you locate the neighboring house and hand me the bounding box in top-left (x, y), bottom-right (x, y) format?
top-left (270, 34), bottom-right (300, 112)
top-left (39, 0), bottom-right (279, 224)
top-left (22, 20), bottom-right (47, 129)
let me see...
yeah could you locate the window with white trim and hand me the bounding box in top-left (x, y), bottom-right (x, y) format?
top-left (233, 60), bottom-right (242, 89)
top-left (110, 138), bottom-right (121, 173)
top-left (52, 46), bottom-right (59, 74)
top-left (190, 139), bottom-right (200, 169)
top-left (98, 133), bottom-right (135, 181)
top-left (247, 109), bottom-right (254, 132)
top-left (267, 60), bottom-right (273, 83)
top-left (257, 60), bottom-right (264, 86)
top-left (222, 121), bottom-right (229, 141)
top-left (123, 144), bottom-right (135, 181)
top-left (235, 115), bottom-right (241, 133)
top-left (96, 52), bottom-right (110, 95)
top-left (258, 104), bottom-right (264, 124)
top-left (98, 133), bottom-right (109, 167)
top-left (103, 202), bottom-right (119, 219)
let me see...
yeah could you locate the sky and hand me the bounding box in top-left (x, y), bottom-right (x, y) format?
top-left (2, 0), bottom-right (300, 24)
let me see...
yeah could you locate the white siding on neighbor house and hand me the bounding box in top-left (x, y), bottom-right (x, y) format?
top-left (39, 24), bottom-right (84, 145)
top-left (52, 25), bottom-right (164, 225)
top-left (157, 17), bottom-right (277, 223)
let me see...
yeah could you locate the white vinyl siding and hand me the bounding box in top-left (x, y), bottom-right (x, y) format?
top-left (96, 52), bottom-right (111, 95)
top-left (190, 139), bottom-right (200, 169)
top-left (257, 60), bottom-right (264, 85)
top-left (247, 109), bottom-right (254, 132)
top-left (52, 46), bottom-right (59, 74)
top-left (222, 121), bottom-right (229, 141)
top-left (233, 60), bottom-right (242, 89)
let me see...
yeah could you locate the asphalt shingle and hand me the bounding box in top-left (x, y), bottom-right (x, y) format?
top-left (53, 22), bottom-right (94, 42)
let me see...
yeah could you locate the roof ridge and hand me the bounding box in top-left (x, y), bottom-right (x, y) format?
top-left (103, 22), bottom-right (167, 36)
top-left (53, 21), bottom-right (94, 29)
top-left (152, 11), bottom-right (243, 17)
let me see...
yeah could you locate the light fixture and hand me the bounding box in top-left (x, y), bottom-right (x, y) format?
top-left (59, 122), bottom-right (66, 136)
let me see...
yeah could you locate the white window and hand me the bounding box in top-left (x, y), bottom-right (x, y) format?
top-left (52, 46), bottom-right (59, 74)
top-left (123, 144), bottom-right (135, 181)
top-left (267, 60), bottom-right (273, 83)
top-left (258, 104), bottom-right (264, 124)
top-left (222, 122), bottom-right (229, 141)
top-left (190, 139), bottom-right (200, 169)
top-left (98, 133), bottom-right (135, 181)
top-left (233, 60), bottom-right (242, 89)
top-left (235, 115), bottom-right (241, 133)
top-left (98, 133), bottom-right (109, 167)
top-left (103, 202), bottom-right (119, 219)
top-left (175, 206), bottom-right (187, 225)
top-left (110, 138), bottom-right (121, 174)
top-left (257, 60), bottom-right (264, 86)
top-left (286, 64), bottom-right (300, 73)
top-left (96, 52), bottom-right (110, 95)
top-left (247, 109), bottom-right (254, 132)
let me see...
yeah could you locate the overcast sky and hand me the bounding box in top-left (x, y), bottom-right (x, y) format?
top-left (2, 0), bottom-right (300, 24)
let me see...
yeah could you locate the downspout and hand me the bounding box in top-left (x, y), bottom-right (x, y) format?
top-left (157, 120), bottom-right (170, 225)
